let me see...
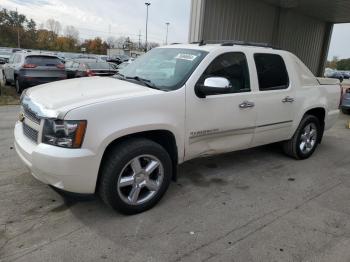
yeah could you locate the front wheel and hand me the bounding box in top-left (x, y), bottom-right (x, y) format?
top-left (98, 138), bottom-right (172, 214)
top-left (283, 115), bottom-right (321, 160)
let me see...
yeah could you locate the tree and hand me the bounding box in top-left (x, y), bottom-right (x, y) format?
top-left (326, 56), bottom-right (339, 69)
top-left (64, 25), bottom-right (79, 40)
top-left (337, 59), bottom-right (350, 71)
top-left (106, 36), bottom-right (116, 48)
top-left (23, 19), bottom-right (37, 48)
top-left (81, 37), bottom-right (109, 54)
top-left (46, 19), bottom-right (61, 35)
top-left (0, 8), bottom-right (159, 54)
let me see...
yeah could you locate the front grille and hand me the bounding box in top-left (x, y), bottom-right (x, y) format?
top-left (23, 122), bottom-right (39, 143)
top-left (23, 106), bottom-right (41, 124)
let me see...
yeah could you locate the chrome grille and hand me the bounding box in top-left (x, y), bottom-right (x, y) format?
top-left (23, 122), bottom-right (39, 143)
top-left (23, 106), bottom-right (41, 124)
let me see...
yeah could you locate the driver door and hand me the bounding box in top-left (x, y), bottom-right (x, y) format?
top-left (185, 52), bottom-right (257, 160)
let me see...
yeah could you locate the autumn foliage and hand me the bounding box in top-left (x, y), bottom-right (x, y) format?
top-left (0, 8), bottom-right (109, 54)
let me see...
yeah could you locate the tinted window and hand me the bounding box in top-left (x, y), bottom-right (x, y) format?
top-left (254, 53), bottom-right (289, 90)
top-left (65, 61), bottom-right (73, 68)
top-left (86, 62), bottom-right (112, 69)
top-left (199, 52), bottom-right (250, 93)
top-left (25, 56), bottom-right (61, 66)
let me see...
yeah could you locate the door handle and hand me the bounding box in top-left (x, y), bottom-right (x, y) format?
top-left (282, 96), bottom-right (294, 103)
top-left (239, 101), bottom-right (255, 109)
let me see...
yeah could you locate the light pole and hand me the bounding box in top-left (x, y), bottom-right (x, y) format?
top-left (165, 22), bottom-right (170, 45)
top-left (145, 2), bottom-right (151, 52)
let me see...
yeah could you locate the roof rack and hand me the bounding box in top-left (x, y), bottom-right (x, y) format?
top-left (192, 40), bottom-right (276, 49)
top-left (221, 41), bottom-right (273, 48)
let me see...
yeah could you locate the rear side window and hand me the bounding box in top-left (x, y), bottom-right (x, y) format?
top-left (254, 53), bottom-right (289, 91)
top-left (25, 56), bottom-right (61, 66)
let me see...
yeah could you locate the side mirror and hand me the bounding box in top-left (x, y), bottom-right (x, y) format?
top-left (195, 77), bottom-right (232, 98)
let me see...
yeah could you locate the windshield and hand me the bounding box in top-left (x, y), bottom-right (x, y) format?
top-left (0, 51), bottom-right (11, 57)
top-left (25, 56), bottom-right (61, 66)
top-left (118, 48), bottom-right (207, 91)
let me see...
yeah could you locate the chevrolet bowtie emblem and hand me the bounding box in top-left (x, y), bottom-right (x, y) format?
top-left (19, 112), bottom-right (25, 122)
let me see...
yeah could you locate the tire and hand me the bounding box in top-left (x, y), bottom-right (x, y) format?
top-left (283, 115), bottom-right (321, 160)
top-left (15, 77), bottom-right (22, 94)
top-left (342, 108), bottom-right (350, 115)
top-left (3, 72), bottom-right (10, 86)
top-left (98, 138), bottom-right (173, 214)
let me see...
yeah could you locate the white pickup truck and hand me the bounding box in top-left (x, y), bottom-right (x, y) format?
top-left (14, 43), bottom-right (340, 214)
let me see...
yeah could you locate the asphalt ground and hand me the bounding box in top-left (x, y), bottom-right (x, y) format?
top-left (0, 106), bottom-right (350, 262)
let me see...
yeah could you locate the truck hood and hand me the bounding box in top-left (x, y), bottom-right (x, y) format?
top-left (25, 77), bottom-right (160, 116)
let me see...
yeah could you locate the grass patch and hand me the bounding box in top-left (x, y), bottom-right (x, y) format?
top-left (0, 84), bottom-right (20, 106)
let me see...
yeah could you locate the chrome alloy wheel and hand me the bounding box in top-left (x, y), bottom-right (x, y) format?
top-left (299, 123), bottom-right (317, 154)
top-left (117, 155), bottom-right (164, 206)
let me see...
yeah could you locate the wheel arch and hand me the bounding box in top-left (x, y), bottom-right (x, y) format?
top-left (95, 129), bottom-right (179, 193)
top-left (303, 107), bottom-right (326, 143)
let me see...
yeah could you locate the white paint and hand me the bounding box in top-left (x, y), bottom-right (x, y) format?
top-left (14, 44), bottom-right (341, 194)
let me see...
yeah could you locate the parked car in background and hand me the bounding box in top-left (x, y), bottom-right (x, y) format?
top-left (0, 49), bottom-right (12, 64)
top-left (14, 44), bottom-right (341, 214)
top-left (107, 54), bottom-right (130, 65)
top-left (116, 60), bottom-right (133, 71)
top-left (328, 71), bottom-right (344, 81)
top-left (98, 55), bottom-right (108, 62)
top-left (340, 71), bottom-right (350, 79)
top-left (65, 59), bottom-right (117, 78)
top-left (3, 52), bottom-right (66, 93)
top-left (0, 57), bottom-right (8, 65)
top-left (341, 88), bottom-right (350, 114)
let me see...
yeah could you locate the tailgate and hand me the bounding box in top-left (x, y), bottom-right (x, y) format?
top-left (23, 67), bottom-right (66, 78)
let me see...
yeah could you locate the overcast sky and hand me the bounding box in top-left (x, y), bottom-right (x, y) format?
top-left (328, 24), bottom-right (350, 59)
top-left (1, 0), bottom-right (350, 59)
top-left (0, 0), bottom-right (191, 44)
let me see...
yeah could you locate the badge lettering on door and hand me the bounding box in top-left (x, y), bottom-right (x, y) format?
top-left (190, 129), bottom-right (220, 138)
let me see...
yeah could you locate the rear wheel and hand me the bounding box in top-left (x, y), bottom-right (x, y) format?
top-left (15, 77), bottom-right (22, 94)
top-left (98, 138), bottom-right (172, 214)
top-left (283, 115), bottom-right (321, 160)
top-left (342, 108), bottom-right (350, 115)
top-left (3, 72), bottom-right (10, 86)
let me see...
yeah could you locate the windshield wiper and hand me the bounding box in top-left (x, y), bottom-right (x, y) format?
top-left (114, 72), bottom-right (125, 79)
top-left (125, 76), bottom-right (161, 90)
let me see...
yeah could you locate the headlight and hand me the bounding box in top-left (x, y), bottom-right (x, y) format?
top-left (42, 119), bottom-right (87, 148)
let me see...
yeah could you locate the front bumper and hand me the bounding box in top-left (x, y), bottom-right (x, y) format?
top-left (14, 121), bottom-right (99, 194)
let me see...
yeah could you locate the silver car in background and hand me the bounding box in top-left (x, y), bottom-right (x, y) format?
top-left (3, 52), bottom-right (66, 93)
top-left (341, 88), bottom-right (350, 114)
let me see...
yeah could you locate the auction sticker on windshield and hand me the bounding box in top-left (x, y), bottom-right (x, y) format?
top-left (175, 53), bottom-right (198, 61)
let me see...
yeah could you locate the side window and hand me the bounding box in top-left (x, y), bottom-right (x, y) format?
top-left (199, 52), bottom-right (250, 93)
top-left (9, 55), bottom-right (15, 64)
top-left (254, 53), bottom-right (289, 91)
top-left (15, 54), bottom-right (21, 63)
top-left (65, 61), bottom-right (73, 68)
top-left (79, 63), bottom-right (86, 70)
